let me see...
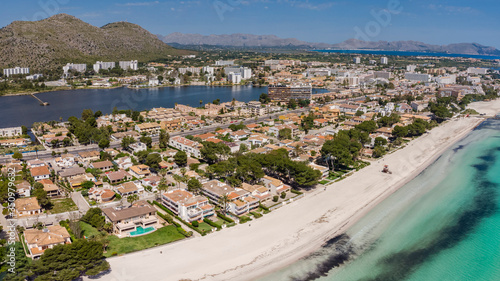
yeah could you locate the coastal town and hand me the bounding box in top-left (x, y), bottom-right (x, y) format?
top-left (1, 52), bottom-right (499, 279)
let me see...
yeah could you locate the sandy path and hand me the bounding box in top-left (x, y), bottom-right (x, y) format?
top-left (94, 116), bottom-right (483, 281)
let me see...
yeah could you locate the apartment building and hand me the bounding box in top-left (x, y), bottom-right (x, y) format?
top-left (169, 136), bottom-right (202, 158)
top-left (162, 189), bottom-right (215, 222)
top-left (3, 67), bottom-right (29, 77)
top-left (119, 60), bottom-right (138, 70)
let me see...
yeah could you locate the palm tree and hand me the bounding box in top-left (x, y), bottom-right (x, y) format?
top-left (218, 194), bottom-right (230, 215)
top-left (157, 177), bottom-right (169, 200)
top-left (172, 174), bottom-right (183, 189)
top-left (127, 194), bottom-right (139, 206)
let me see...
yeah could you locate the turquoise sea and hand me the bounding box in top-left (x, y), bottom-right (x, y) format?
top-left (260, 119), bottom-right (500, 281)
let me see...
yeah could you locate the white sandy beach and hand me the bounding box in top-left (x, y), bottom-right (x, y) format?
top-left (95, 114), bottom-right (486, 281)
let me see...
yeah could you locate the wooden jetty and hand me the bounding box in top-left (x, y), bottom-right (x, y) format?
top-left (30, 93), bottom-right (49, 106)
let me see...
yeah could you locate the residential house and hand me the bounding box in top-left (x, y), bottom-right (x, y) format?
top-left (309, 163), bottom-right (329, 178)
top-left (262, 176), bottom-right (291, 195)
top-left (30, 166), bottom-right (50, 181)
top-left (90, 160), bottom-right (114, 172)
top-left (116, 181), bottom-right (142, 196)
top-left (24, 226), bottom-right (71, 258)
top-left (269, 124), bottom-right (299, 138)
top-left (114, 156), bottom-right (133, 170)
top-left (88, 188), bottom-right (115, 203)
top-left (15, 197), bottom-right (42, 217)
top-left (106, 170), bottom-right (133, 184)
top-left (78, 151), bottom-right (100, 163)
top-left (16, 181), bottom-right (31, 197)
top-left (129, 165), bottom-right (151, 179)
top-left (102, 201), bottom-right (158, 235)
top-left (58, 167), bottom-right (86, 179)
top-left (27, 159), bottom-right (46, 168)
top-left (129, 142), bottom-right (147, 153)
top-left (55, 154), bottom-right (76, 168)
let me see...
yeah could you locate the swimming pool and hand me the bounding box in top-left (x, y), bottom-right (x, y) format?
top-left (129, 226), bottom-right (155, 237)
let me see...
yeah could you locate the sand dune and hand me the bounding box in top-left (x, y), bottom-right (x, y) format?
top-left (95, 116), bottom-right (484, 281)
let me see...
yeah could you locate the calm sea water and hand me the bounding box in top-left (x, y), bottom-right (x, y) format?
top-left (0, 85), bottom-right (328, 128)
top-left (0, 86), bottom-right (262, 128)
top-left (260, 119), bottom-right (500, 281)
top-left (315, 49), bottom-right (500, 61)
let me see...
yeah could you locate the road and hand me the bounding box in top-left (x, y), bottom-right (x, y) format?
top-left (1, 107), bottom-right (309, 163)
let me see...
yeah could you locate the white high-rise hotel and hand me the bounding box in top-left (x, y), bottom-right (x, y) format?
top-left (3, 67), bottom-right (30, 77)
top-left (119, 60), bottom-right (138, 71)
top-left (93, 61), bottom-right (116, 73)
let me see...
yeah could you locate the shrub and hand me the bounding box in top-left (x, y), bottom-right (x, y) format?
top-left (259, 203), bottom-right (270, 211)
top-left (217, 212), bottom-right (234, 223)
top-left (239, 216), bottom-right (252, 224)
top-left (272, 195), bottom-right (279, 202)
top-left (290, 189), bottom-right (303, 195)
top-left (192, 221), bottom-right (199, 227)
top-left (111, 252), bottom-right (118, 256)
top-left (280, 192), bottom-right (286, 199)
top-left (203, 218), bottom-right (221, 230)
top-left (250, 211), bottom-right (262, 218)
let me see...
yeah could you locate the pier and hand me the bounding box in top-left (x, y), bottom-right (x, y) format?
top-left (30, 93), bottom-right (49, 106)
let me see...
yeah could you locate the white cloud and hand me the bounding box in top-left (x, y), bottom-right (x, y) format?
top-left (427, 4), bottom-right (479, 15)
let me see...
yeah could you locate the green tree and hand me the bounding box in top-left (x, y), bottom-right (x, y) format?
top-left (159, 129), bottom-right (170, 149)
top-left (140, 136), bottom-right (153, 148)
top-left (218, 194), bottom-right (230, 215)
top-left (81, 109), bottom-right (94, 121)
top-left (174, 150), bottom-right (187, 167)
top-left (81, 208), bottom-right (105, 230)
top-left (121, 136), bottom-right (136, 149)
top-left (21, 125), bottom-right (28, 135)
top-left (392, 125), bottom-right (408, 138)
top-left (145, 153), bottom-right (162, 170)
top-left (374, 137), bottom-right (388, 147)
top-left (200, 141), bottom-right (230, 164)
top-left (278, 128), bottom-right (292, 140)
top-left (127, 194), bottom-right (140, 205)
top-left (12, 151), bottom-right (23, 160)
top-left (98, 138), bottom-right (110, 149)
top-left (187, 178), bottom-right (203, 194)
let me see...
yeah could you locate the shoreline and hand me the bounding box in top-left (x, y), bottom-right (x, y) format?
top-left (96, 115), bottom-right (485, 281)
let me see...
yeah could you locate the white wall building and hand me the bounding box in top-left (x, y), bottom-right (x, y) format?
top-left (93, 61), bottom-right (116, 73)
top-left (381, 57), bottom-right (388, 64)
top-left (353, 57), bottom-right (361, 64)
top-left (119, 60), bottom-right (138, 71)
top-left (3, 67), bottom-right (29, 77)
top-left (0, 127), bottom-right (22, 137)
top-left (407, 65), bottom-right (417, 72)
top-left (435, 75), bottom-right (456, 84)
top-left (63, 63), bottom-right (87, 77)
top-left (26, 74), bottom-right (43, 80)
top-left (202, 66), bottom-right (215, 75)
top-left (224, 66), bottom-right (252, 79)
top-left (228, 72), bottom-right (242, 84)
top-left (467, 67), bottom-right (488, 75)
top-left (215, 60), bottom-right (235, 66)
top-left (405, 72), bottom-right (431, 82)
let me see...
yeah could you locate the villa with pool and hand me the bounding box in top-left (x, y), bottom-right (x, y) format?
top-left (102, 201), bottom-right (159, 237)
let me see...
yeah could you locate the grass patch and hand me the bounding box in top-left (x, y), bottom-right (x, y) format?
top-left (104, 225), bottom-right (185, 257)
top-left (48, 198), bottom-right (78, 214)
top-left (239, 215), bottom-right (252, 224)
top-left (319, 180), bottom-right (330, 185)
top-left (211, 218), bottom-right (226, 228)
top-left (80, 221), bottom-right (101, 238)
top-left (196, 222), bottom-right (214, 233)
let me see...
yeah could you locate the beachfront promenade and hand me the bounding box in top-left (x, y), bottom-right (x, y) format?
top-left (92, 114), bottom-right (484, 281)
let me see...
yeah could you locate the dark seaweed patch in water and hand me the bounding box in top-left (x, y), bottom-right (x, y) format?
top-left (289, 234), bottom-right (354, 281)
top-left (359, 148), bottom-right (499, 281)
top-left (452, 145), bottom-right (465, 153)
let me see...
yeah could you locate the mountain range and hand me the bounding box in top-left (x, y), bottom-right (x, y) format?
top-left (0, 14), bottom-right (192, 70)
top-left (159, 33), bottom-right (500, 56)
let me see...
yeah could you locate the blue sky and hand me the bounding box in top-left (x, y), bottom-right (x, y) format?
top-left (1, 0), bottom-right (499, 48)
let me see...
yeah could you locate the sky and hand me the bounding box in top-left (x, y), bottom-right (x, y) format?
top-left (1, 0), bottom-right (499, 48)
